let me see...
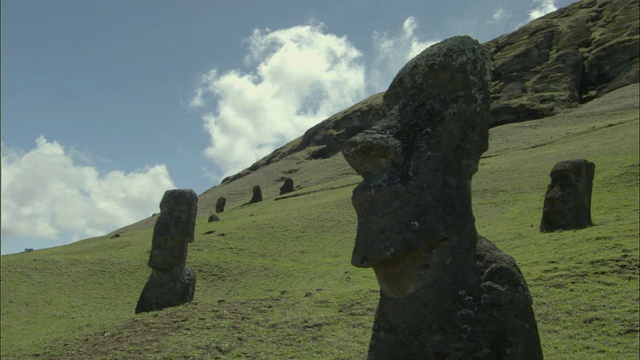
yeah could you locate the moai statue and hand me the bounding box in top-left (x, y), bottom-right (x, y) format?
top-left (279, 177), bottom-right (294, 195)
top-left (540, 159), bottom-right (595, 232)
top-left (249, 185), bottom-right (262, 204)
top-left (135, 189), bottom-right (198, 314)
top-left (342, 36), bottom-right (543, 359)
top-left (215, 196), bottom-right (226, 213)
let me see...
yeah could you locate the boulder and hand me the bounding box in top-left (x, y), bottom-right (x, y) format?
top-left (342, 36), bottom-right (542, 359)
top-left (208, 213), bottom-right (220, 222)
top-left (540, 159), bottom-right (595, 232)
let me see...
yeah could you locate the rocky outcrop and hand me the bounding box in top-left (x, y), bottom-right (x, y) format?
top-left (343, 36), bottom-right (542, 359)
top-left (540, 159), bottom-right (595, 232)
top-left (487, 0), bottom-right (639, 125)
top-left (136, 189), bottom-right (198, 314)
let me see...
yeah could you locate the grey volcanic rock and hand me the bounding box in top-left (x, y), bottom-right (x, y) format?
top-left (249, 185), bottom-right (262, 204)
top-left (208, 213), bottom-right (220, 222)
top-left (215, 197), bottom-right (226, 213)
top-left (342, 36), bottom-right (542, 359)
top-left (540, 159), bottom-right (595, 232)
top-left (279, 178), bottom-right (294, 195)
top-left (136, 189), bottom-right (198, 314)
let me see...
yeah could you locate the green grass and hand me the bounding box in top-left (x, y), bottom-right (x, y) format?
top-left (1, 85), bottom-right (638, 359)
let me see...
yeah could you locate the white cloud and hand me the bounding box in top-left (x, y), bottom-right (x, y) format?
top-left (369, 17), bottom-right (439, 92)
top-left (491, 8), bottom-right (511, 22)
top-left (528, 0), bottom-right (557, 21)
top-left (191, 18), bottom-right (437, 181)
top-left (191, 22), bottom-right (366, 179)
top-left (1, 136), bottom-right (175, 252)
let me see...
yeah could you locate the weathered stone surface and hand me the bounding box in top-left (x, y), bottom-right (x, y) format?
top-left (344, 36), bottom-right (492, 267)
top-left (208, 213), bottom-right (220, 222)
top-left (343, 36), bottom-right (542, 359)
top-left (148, 190), bottom-right (198, 270)
top-left (487, 0), bottom-right (639, 125)
top-left (136, 189), bottom-right (198, 314)
top-left (135, 266), bottom-right (196, 314)
top-left (279, 178), bottom-right (294, 195)
top-left (249, 185), bottom-right (262, 204)
top-left (215, 197), bottom-right (226, 213)
top-left (540, 159), bottom-right (595, 232)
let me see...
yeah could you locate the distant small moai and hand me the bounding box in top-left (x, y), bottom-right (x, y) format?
top-left (135, 189), bottom-right (198, 314)
top-left (215, 197), bottom-right (226, 213)
top-left (279, 178), bottom-right (294, 195)
top-left (540, 159), bottom-right (595, 232)
top-left (342, 36), bottom-right (542, 359)
top-left (249, 185), bottom-right (262, 204)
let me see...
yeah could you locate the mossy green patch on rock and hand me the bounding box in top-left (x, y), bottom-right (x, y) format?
top-left (487, 0), bottom-right (639, 125)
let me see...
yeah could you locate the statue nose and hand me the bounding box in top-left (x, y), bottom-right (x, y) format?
top-left (342, 133), bottom-right (402, 178)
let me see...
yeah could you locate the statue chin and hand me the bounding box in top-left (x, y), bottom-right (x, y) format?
top-left (372, 248), bottom-right (431, 298)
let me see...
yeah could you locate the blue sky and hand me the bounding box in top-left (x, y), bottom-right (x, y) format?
top-left (1, 0), bottom-right (578, 254)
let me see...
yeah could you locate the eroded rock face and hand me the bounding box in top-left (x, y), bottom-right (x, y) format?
top-left (540, 159), bottom-right (595, 232)
top-left (343, 36), bottom-right (542, 359)
top-left (487, 0), bottom-right (639, 125)
top-left (136, 189), bottom-right (198, 314)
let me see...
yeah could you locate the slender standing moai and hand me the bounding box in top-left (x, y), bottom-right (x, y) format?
top-left (135, 189), bottom-right (198, 314)
top-left (249, 185), bottom-right (262, 204)
top-left (540, 159), bottom-right (595, 232)
top-left (215, 196), bottom-right (226, 213)
top-left (342, 36), bottom-right (543, 359)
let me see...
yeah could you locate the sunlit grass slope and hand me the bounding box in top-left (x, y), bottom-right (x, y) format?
top-left (1, 85), bottom-right (638, 359)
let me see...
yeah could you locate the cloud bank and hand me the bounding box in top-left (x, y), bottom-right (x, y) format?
top-left (191, 18), bottom-right (438, 180)
top-left (369, 17), bottom-right (438, 92)
top-left (1, 136), bottom-right (175, 252)
top-left (529, 0), bottom-right (558, 20)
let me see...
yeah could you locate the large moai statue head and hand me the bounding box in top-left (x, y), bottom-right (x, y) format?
top-left (342, 36), bottom-right (543, 360)
top-left (148, 189), bottom-right (198, 270)
top-left (541, 159), bottom-right (595, 231)
top-left (343, 36), bottom-right (492, 271)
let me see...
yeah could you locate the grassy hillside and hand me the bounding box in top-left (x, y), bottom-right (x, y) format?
top-left (1, 84), bottom-right (638, 359)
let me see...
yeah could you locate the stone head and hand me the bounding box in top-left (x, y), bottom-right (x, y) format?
top-left (541, 159), bottom-right (595, 231)
top-left (342, 36), bottom-right (491, 268)
top-left (148, 189), bottom-right (198, 270)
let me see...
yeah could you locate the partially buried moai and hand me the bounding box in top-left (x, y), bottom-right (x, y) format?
top-left (540, 159), bottom-right (595, 232)
top-left (135, 189), bottom-right (198, 314)
top-left (215, 196), bottom-right (226, 213)
top-left (342, 36), bottom-right (543, 359)
top-left (279, 177), bottom-right (294, 195)
top-left (249, 185), bottom-right (262, 204)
